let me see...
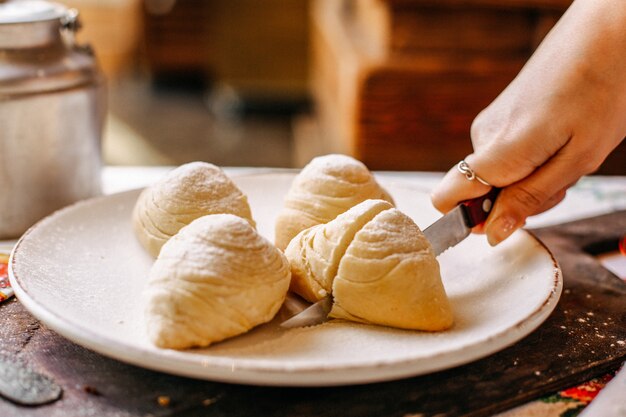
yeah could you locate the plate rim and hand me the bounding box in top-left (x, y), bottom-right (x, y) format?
top-left (8, 176), bottom-right (563, 386)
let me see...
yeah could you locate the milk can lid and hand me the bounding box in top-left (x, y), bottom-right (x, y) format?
top-left (0, 0), bottom-right (66, 24)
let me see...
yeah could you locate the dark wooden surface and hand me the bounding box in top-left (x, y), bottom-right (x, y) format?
top-left (0, 211), bottom-right (624, 417)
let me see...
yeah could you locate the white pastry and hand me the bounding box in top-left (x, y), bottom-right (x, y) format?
top-left (274, 154), bottom-right (393, 250)
top-left (144, 214), bottom-right (291, 349)
top-left (132, 162), bottom-right (254, 257)
top-left (285, 199), bottom-right (453, 331)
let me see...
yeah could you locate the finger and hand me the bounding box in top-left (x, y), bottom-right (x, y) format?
top-left (431, 160), bottom-right (492, 214)
top-left (431, 141), bottom-right (545, 215)
top-left (484, 151), bottom-right (585, 246)
top-left (533, 188), bottom-right (567, 215)
top-left (471, 223), bottom-right (487, 234)
top-left (474, 190), bottom-right (565, 235)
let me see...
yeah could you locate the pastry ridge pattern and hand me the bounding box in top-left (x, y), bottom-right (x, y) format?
top-left (275, 154), bottom-right (394, 250)
top-left (144, 214), bottom-right (291, 349)
top-left (133, 162), bottom-right (255, 257)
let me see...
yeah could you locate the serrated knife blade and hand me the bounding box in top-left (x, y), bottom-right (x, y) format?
top-left (422, 204), bottom-right (470, 256)
top-left (423, 187), bottom-right (500, 256)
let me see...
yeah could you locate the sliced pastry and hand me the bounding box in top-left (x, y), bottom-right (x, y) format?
top-left (285, 199), bottom-right (453, 331)
top-left (274, 154), bottom-right (393, 250)
top-left (132, 161), bottom-right (254, 257)
top-left (144, 214), bottom-right (291, 349)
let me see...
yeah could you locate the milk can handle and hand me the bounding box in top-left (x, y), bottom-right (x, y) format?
top-left (60, 8), bottom-right (80, 32)
top-left (59, 8), bottom-right (92, 54)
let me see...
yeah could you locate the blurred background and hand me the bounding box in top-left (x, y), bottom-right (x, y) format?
top-left (60, 0), bottom-right (625, 173)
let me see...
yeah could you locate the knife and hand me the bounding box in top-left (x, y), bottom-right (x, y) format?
top-left (280, 188), bottom-right (500, 329)
top-left (0, 353), bottom-right (62, 406)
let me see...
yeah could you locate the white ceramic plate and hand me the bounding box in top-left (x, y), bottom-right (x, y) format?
top-left (9, 173), bottom-right (561, 386)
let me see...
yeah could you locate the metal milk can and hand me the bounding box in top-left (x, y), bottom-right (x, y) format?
top-left (0, 0), bottom-right (105, 239)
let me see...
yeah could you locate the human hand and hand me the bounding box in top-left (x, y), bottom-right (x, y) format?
top-left (431, 0), bottom-right (626, 246)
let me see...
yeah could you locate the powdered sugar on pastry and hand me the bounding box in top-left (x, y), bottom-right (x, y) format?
top-left (274, 154), bottom-right (393, 250)
top-left (285, 199), bottom-right (393, 302)
top-left (144, 214), bottom-right (290, 349)
top-left (132, 162), bottom-right (255, 257)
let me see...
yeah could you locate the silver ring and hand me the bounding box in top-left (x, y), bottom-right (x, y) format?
top-left (457, 160), bottom-right (492, 186)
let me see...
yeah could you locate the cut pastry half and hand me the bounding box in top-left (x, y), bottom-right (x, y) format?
top-left (285, 199), bottom-right (453, 331)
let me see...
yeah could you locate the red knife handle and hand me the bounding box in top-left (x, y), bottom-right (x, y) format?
top-left (460, 188), bottom-right (501, 228)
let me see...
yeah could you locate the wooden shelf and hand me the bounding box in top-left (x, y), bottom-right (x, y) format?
top-left (304, 0), bottom-right (572, 171)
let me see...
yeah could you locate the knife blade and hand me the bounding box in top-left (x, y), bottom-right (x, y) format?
top-left (423, 187), bottom-right (500, 255)
top-left (280, 188), bottom-right (501, 329)
top-left (0, 353), bottom-right (62, 406)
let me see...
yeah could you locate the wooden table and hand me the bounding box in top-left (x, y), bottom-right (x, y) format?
top-left (0, 167), bottom-right (624, 417)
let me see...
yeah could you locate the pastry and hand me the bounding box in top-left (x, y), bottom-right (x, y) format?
top-left (132, 162), bottom-right (254, 257)
top-left (285, 199), bottom-right (453, 331)
top-left (144, 214), bottom-right (291, 349)
top-left (274, 154), bottom-right (393, 250)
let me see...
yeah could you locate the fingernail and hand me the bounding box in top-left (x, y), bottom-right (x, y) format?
top-left (486, 216), bottom-right (519, 246)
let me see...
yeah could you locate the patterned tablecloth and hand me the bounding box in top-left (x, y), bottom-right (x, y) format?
top-left (1, 167), bottom-right (624, 417)
top-left (0, 253), bottom-right (12, 302)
